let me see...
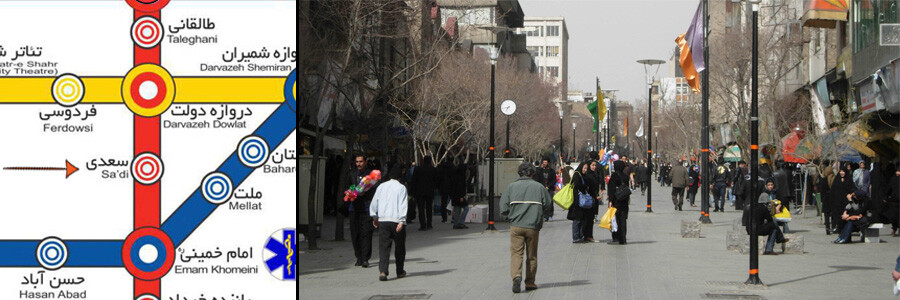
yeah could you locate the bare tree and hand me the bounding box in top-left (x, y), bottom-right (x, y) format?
top-left (301, 0), bottom-right (457, 247)
top-left (394, 48), bottom-right (559, 165)
top-left (708, 3), bottom-right (808, 160)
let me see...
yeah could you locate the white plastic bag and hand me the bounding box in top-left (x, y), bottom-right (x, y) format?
top-left (611, 216), bottom-right (618, 232)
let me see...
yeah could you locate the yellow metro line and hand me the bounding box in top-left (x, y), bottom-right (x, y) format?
top-left (0, 77), bottom-right (285, 104)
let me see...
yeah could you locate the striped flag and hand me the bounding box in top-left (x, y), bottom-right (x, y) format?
top-left (675, 1), bottom-right (705, 93)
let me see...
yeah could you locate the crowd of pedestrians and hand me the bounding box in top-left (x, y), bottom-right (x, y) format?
top-left (325, 149), bottom-right (899, 292)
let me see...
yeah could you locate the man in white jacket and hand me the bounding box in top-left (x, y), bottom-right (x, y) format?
top-left (370, 166), bottom-right (408, 281)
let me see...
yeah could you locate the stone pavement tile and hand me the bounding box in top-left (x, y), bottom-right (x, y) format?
top-left (301, 185), bottom-right (899, 300)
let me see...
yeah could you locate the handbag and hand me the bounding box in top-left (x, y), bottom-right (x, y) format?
top-left (577, 173), bottom-right (593, 209)
top-left (553, 175), bottom-right (575, 210)
top-left (614, 177), bottom-right (631, 202)
top-left (599, 206), bottom-right (617, 230)
top-left (774, 206), bottom-right (792, 222)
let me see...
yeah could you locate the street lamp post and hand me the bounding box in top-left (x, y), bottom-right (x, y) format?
top-left (655, 132), bottom-right (659, 160)
top-left (699, 0), bottom-right (712, 225)
top-left (637, 59), bottom-right (664, 213)
top-left (487, 46), bottom-right (499, 232)
top-left (572, 121), bottom-right (577, 161)
top-left (478, 25), bottom-right (509, 232)
top-left (746, 0), bottom-right (763, 286)
top-left (595, 77), bottom-right (601, 158)
top-left (554, 101), bottom-right (566, 164)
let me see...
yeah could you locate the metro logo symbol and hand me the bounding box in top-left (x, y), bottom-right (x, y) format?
top-left (263, 228), bottom-right (296, 281)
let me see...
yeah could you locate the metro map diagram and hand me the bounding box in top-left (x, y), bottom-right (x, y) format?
top-left (0, 0), bottom-right (297, 299)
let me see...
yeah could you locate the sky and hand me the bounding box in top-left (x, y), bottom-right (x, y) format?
top-left (519, 0), bottom-right (701, 103)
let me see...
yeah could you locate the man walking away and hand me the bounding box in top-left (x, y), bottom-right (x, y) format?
top-left (670, 161), bottom-right (689, 211)
top-left (438, 160), bottom-right (455, 223)
top-left (500, 163), bottom-right (553, 293)
top-left (370, 166), bottom-right (408, 281)
top-left (732, 161), bottom-right (750, 210)
top-left (636, 161), bottom-right (649, 196)
top-left (410, 156), bottom-right (437, 230)
top-left (773, 161), bottom-right (794, 210)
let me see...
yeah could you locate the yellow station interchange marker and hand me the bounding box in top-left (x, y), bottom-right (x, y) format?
top-left (0, 77), bottom-right (285, 104)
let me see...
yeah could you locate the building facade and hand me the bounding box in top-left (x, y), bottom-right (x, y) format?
top-left (518, 16), bottom-right (569, 102)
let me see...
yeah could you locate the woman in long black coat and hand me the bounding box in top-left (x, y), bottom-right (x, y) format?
top-left (582, 161), bottom-right (601, 242)
top-left (567, 162), bottom-right (593, 243)
top-left (607, 160), bottom-right (629, 244)
top-left (829, 166), bottom-right (858, 234)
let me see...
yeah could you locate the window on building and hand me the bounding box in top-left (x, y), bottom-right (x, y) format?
top-left (853, 0), bottom-right (899, 52)
top-left (441, 7), bottom-right (495, 27)
top-left (546, 25), bottom-right (560, 36)
top-left (547, 66), bottom-right (559, 77)
top-left (526, 46), bottom-right (542, 57)
top-left (538, 66), bottom-right (545, 76)
top-left (523, 26), bottom-right (543, 37)
top-left (546, 46), bottom-right (559, 57)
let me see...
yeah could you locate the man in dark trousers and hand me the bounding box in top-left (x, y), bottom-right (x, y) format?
top-left (635, 161), bottom-right (649, 196)
top-left (732, 161), bottom-right (750, 210)
top-left (437, 160), bottom-right (455, 223)
top-left (532, 159), bottom-right (557, 191)
top-left (346, 154), bottom-right (375, 267)
top-left (670, 161), bottom-right (689, 211)
top-left (532, 159), bottom-right (558, 221)
top-left (711, 160), bottom-right (731, 212)
top-left (410, 156), bottom-right (437, 231)
top-left (370, 166), bottom-right (408, 281)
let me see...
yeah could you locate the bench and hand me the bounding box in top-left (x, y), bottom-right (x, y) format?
top-left (864, 223), bottom-right (883, 243)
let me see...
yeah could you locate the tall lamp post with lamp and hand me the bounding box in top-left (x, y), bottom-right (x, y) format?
top-left (553, 100), bottom-right (566, 164)
top-left (745, 0), bottom-right (763, 286)
top-left (571, 115), bottom-right (578, 161)
top-left (477, 25), bottom-right (510, 232)
top-left (637, 59), bottom-right (664, 213)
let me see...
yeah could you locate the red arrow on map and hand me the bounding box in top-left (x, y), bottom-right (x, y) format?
top-left (3, 160), bottom-right (79, 178)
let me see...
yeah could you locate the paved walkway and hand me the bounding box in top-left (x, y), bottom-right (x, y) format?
top-left (300, 185), bottom-right (899, 299)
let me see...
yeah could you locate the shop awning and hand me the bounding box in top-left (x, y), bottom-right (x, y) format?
top-left (843, 121), bottom-right (877, 157)
top-left (822, 130), bottom-right (863, 163)
top-left (723, 145), bottom-right (742, 162)
top-left (801, 0), bottom-right (848, 28)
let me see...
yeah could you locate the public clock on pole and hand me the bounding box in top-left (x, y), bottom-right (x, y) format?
top-left (500, 100), bottom-right (516, 116)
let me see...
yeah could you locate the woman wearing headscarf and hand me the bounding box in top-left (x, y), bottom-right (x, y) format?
top-left (582, 161), bottom-right (602, 242)
top-left (567, 162), bottom-right (593, 243)
top-left (687, 164), bottom-right (701, 207)
top-left (607, 160), bottom-right (629, 245)
top-left (828, 165), bottom-right (858, 234)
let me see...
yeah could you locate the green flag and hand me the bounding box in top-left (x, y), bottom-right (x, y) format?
top-left (587, 92), bottom-right (605, 132)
